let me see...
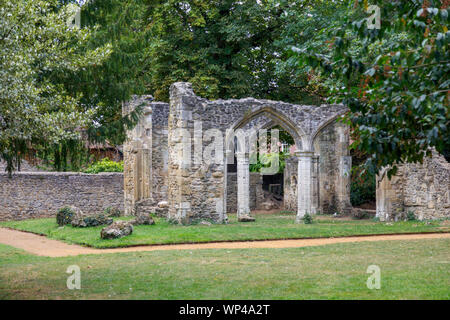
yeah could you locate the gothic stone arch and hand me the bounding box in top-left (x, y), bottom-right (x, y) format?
top-left (123, 82), bottom-right (351, 224)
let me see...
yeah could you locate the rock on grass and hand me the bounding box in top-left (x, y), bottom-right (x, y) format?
top-left (101, 221), bottom-right (133, 239)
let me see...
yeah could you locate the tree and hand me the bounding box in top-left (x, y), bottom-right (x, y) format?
top-left (292, 0), bottom-right (449, 177)
top-left (58, 0), bottom-right (350, 152)
top-left (61, 0), bottom-right (149, 146)
top-left (142, 0), bottom-right (327, 103)
top-left (0, 0), bottom-right (111, 175)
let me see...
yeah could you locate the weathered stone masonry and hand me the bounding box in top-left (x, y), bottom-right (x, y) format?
top-left (376, 151), bottom-right (450, 221)
top-left (226, 172), bottom-right (263, 213)
top-left (124, 82), bottom-right (353, 223)
top-left (0, 172), bottom-right (123, 221)
top-left (122, 96), bottom-right (169, 215)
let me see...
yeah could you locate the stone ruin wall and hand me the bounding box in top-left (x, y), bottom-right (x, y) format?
top-left (226, 172), bottom-right (263, 213)
top-left (167, 84), bottom-right (227, 223)
top-left (166, 82), bottom-right (350, 223)
top-left (313, 121), bottom-right (352, 214)
top-left (285, 121), bottom-right (352, 214)
top-left (123, 82), bottom-right (352, 223)
top-left (0, 172), bottom-right (123, 221)
top-left (283, 156), bottom-right (298, 212)
top-left (122, 96), bottom-right (169, 215)
top-left (376, 151), bottom-right (450, 221)
top-left (151, 104), bottom-right (169, 205)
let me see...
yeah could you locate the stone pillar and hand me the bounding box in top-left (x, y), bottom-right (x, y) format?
top-left (337, 155), bottom-right (352, 214)
top-left (236, 152), bottom-right (253, 221)
top-left (167, 82), bottom-right (227, 224)
top-left (335, 124), bottom-right (352, 214)
top-left (283, 156), bottom-right (298, 212)
top-left (311, 155), bottom-right (320, 214)
top-left (123, 99), bottom-right (153, 215)
top-left (296, 151), bottom-right (314, 222)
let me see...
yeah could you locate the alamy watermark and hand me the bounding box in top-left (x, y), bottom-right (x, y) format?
top-left (366, 265), bottom-right (381, 289)
top-left (67, 265), bottom-right (81, 290)
top-left (66, 2), bottom-right (82, 29)
top-left (367, 4), bottom-right (381, 29)
top-left (172, 125), bottom-right (286, 175)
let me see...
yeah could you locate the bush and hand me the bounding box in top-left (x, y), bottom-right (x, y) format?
top-left (302, 213), bottom-right (313, 224)
top-left (104, 207), bottom-right (122, 217)
top-left (56, 206), bottom-right (75, 226)
top-left (83, 158), bottom-right (123, 174)
top-left (71, 214), bottom-right (113, 228)
top-left (352, 210), bottom-right (370, 220)
top-left (350, 166), bottom-right (376, 207)
top-left (406, 211), bottom-right (416, 221)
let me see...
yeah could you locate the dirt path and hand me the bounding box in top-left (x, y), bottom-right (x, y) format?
top-left (0, 227), bottom-right (449, 257)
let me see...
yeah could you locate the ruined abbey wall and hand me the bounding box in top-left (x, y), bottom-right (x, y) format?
top-left (123, 82), bottom-right (352, 224)
top-left (122, 96), bottom-right (169, 215)
top-left (226, 172), bottom-right (263, 213)
top-left (376, 151), bottom-right (450, 221)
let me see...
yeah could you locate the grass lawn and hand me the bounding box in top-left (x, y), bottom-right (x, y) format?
top-left (0, 238), bottom-right (449, 299)
top-left (1, 212), bottom-right (449, 248)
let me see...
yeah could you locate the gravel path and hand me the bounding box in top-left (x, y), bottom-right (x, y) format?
top-left (1, 227), bottom-right (449, 257)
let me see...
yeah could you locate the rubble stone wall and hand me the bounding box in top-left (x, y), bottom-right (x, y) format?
top-left (0, 172), bottom-right (123, 221)
top-left (226, 172), bottom-right (263, 213)
top-left (122, 96), bottom-right (169, 215)
top-left (376, 151), bottom-right (450, 221)
top-left (283, 156), bottom-right (298, 212)
top-left (166, 82), bottom-right (349, 223)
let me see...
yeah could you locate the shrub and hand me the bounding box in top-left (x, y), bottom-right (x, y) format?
top-left (350, 166), bottom-right (376, 207)
top-left (71, 214), bottom-right (113, 228)
top-left (302, 213), bottom-right (313, 224)
top-left (83, 158), bottom-right (123, 174)
top-left (56, 206), bottom-right (75, 226)
top-left (352, 210), bottom-right (370, 220)
top-left (406, 211), bottom-right (416, 221)
top-left (104, 207), bottom-right (122, 217)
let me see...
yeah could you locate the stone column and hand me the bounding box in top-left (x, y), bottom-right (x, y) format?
top-left (236, 152), bottom-right (253, 221)
top-left (311, 155), bottom-right (320, 214)
top-left (296, 151), bottom-right (314, 222)
top-left (337, 155), bottom-right (352, 214)
top-left (335, 124), bottom-right (352, 214)
top-left (123, 101), bottom-right (153, 215)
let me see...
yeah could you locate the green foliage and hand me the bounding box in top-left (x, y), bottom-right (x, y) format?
top-left (292, 0), bottom-right (450, 177)
top-left (350, 166), bottom-right (376, 206)
top-left (406, 211), bottom-right (417, 221)
top-left (352, 210), bottom-right (370, 220)
top-left (35, 139), bottom-right (91, 172)
top-left (250, 152), bottom-right (290, 174)
top-left (64, 0), bottom-right (149, 146)
top-left (0, 0), bottom-right (111, 176)
top-left (71, 213), bottom-right (113, 228)
top-left (94, 0), bottom-right (324, 104)
top-left (302, 213), bottom-right (314, 224)
top-left (83, 158), bottom-right (123, 174)
top-left (143, 0), bottom-right (290, 101)
top-left (62, 0), bottom-right (321, 151)
top-left (56, 207), bottom-right (75, 226)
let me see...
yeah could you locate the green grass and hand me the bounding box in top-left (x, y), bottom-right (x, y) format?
top-left (0, 239), bottom-right (449, 299)
top-left (1, 213), bottom-right (448, 248)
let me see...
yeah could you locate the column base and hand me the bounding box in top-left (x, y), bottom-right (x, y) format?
top-left (238, 214), bottom-right (256, 222)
